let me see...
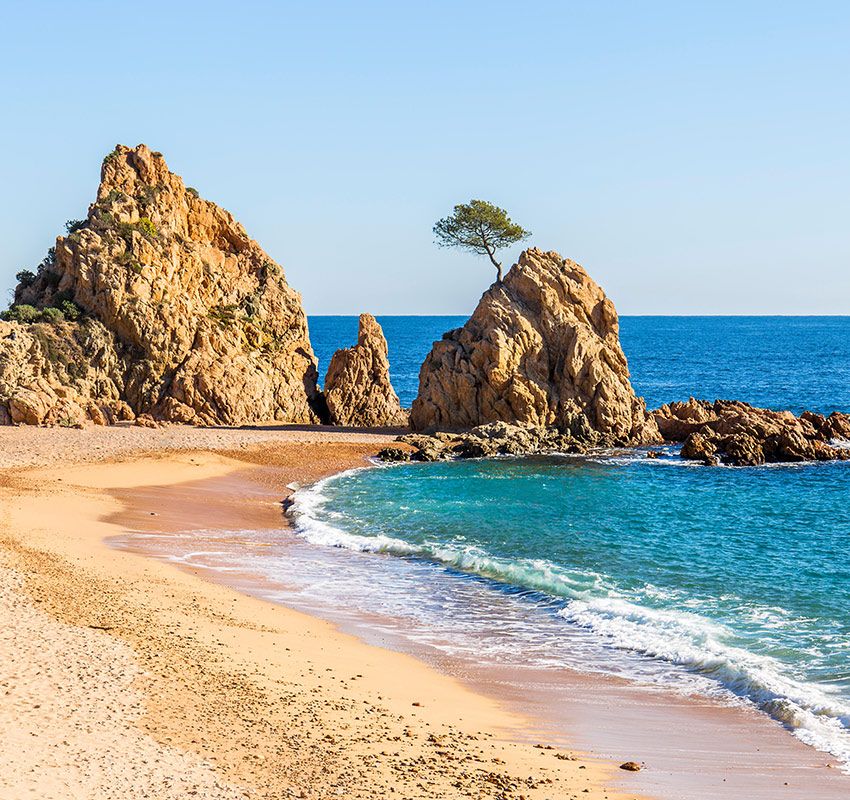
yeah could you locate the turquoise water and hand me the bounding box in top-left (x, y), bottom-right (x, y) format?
top-left (293, 452), bottom-right (850, 767)
top-left (295, 316), bottom-right (850, 766)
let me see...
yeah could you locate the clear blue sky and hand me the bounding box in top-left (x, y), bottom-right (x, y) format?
top-left (1, 1), bottom-right (848, 315)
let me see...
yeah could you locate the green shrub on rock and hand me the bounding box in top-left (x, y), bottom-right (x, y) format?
top-left (137, 217), bottom-right (157, 238)
top-left (40, 307), bottom-right (65, 324)
top-left (15, 270), bottom-right (36, 288)
top-left (59, 300), bottom-right (82, 321)
top-left (0, 304), bottom-right (41, 323)
top-left (116, 217), bottom-right (158, 244)
top-left (65, 219), bottom-right (86, 235)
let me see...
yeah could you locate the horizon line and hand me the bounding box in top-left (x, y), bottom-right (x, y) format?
top-left (306, 312), bottom-right (850, 318)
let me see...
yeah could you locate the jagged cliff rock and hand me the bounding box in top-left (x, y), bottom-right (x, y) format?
top-left (0, 317), bottom-right (131, 427)
top-left (2, 144), bottom-right (321, 426)
top-left (410, 248), bottom-right (659, 445)
top-left (324, 314), bottom-right (407, 427)
top-left (655, 399), bottom-right (850, 466)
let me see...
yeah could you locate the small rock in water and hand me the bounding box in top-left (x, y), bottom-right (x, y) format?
top-left (619, 761), bottom-right (642, 772)
top-left (376, 447), bottom-right (411, 463)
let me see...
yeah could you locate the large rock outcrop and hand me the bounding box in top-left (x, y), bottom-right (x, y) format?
top-left (324, 314), bottom-right (407, 427)
top-left (2, 144), bottom-right (321, 426)
top-left (655, 399), bottom-right (850, 465)
top-left (410, 248), bottom-right (659, 445)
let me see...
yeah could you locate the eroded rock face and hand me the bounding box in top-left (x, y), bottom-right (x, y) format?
top-left (324, 314), bottom-right (407, 427)
top-left (2, 144), bottom-right (321, 426)
top-left (410, 248), bottom-right (659, 446)
top-left (656, 399), bottom-right (850, 466)
top-left (0, 318), bottom-right (133, 427)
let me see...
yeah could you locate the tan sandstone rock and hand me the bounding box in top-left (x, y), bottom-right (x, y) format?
top-left (0, 317), bottom-right (128, 426)
top-left (324, 314), bottom-right (408, 428)
top-left (410, 248), bottom-right (659, 445)
top-left (656, 399), bottom-right (850, 465)
top-left (2, 144), bottom-right (321, 426)
top-left (8, 381), bottom-right (58, 426)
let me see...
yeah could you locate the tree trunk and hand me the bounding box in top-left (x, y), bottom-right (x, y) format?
top-left (485, 247), bottom-right (503, 284)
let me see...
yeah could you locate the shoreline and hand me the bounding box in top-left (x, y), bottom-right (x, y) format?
top-left (2, 425), bottom-right (848, 799)
top-left (109, 449), bottom-right (849, 800)
top-left (0, 426), bottom-right (639, 800)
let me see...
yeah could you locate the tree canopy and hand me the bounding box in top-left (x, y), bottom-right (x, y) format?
top-left (433, 199), bottom-right (531, 283)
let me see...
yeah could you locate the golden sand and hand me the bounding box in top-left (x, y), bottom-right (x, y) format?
top-left (0, 425), bottom-right (642, 800)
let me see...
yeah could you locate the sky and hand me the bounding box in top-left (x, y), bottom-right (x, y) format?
top-left (1, 1), bottom-right (848, 315)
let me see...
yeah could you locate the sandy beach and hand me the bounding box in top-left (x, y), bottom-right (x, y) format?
top-left (0, 424), bottom-right (641, 800)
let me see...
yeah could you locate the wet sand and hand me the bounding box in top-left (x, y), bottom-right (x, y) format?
top-left (108, 446), bottom-right (849, 799)
top-left (0, 425), bottom-right (640, 800)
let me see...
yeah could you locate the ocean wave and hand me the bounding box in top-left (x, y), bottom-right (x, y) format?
top-left (560, 596), bottom-right (850, 768)
top-left (289, 473), bottom-right (850, 771)
top-left (291, 477), bottom-right (420, 555)
top-left (292, 479), bottom-right (606, 597)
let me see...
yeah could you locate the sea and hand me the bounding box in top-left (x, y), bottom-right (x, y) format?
top-left (156, 317), bottom-right (850, 774)
top-left (300, 316), bottom-right (850, 769)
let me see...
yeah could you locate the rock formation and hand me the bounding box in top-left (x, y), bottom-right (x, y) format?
top-left (382, 421), bottom-right (591, 462)
top-left (324, 314), bottom-right (407, 427)
top-left (0, 317), bottom-right (132, 427)
top-left (1, 144), bottom-right (321, 426)
top-left (410, 248), bottom-right (659, 446)
top-left (655, 399), bottom-right (850, 466)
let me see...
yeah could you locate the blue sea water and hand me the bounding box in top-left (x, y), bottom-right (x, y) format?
top-left (294, 316), bottom-right (850, 767)
top-left (309, 315), bottom-right (464, 408)
top-left (308, 315), bottom-right (850, 413)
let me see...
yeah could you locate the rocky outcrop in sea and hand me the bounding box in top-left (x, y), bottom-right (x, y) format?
top-left (410, 248), bottom-right (660, 446)
top-left (324, 314), bottom-right (407, 428)
top-left (378, 421), bottom-right (592, 462)
top-left (1, 144), bottom-right (321, 426)
top-left (655, 399), bottom-right (850, 465)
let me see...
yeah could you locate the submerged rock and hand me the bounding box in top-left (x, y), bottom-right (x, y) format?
top-left (656, 399), bottom-right (850, 466)
top-left (1, 144), bottom-right (321, 426)
top-left (324, 314), bottom-right (408, 428)
top-left (410, 248), bottom-right (659, 447)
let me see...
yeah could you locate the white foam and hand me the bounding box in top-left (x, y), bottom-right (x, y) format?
top-left (289, 470), bottom-right (850, 771)
top-left (560, 596), bottom-right (850, 770)
top-left (291, 471), bottom-right (420, 555)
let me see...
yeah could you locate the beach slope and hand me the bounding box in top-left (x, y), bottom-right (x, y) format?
top-left (0, 425), bottom-right (636, 800)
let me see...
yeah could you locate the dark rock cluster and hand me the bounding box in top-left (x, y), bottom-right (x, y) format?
top-left (654, 399), bottom-right (850, 466)
top-left (379, 421), bottom-right (598, 462)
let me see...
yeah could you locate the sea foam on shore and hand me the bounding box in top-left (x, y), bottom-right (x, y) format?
top-left (287, 453), bottom-right (850, 770)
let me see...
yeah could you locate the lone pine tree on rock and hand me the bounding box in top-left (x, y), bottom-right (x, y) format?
top-left (433, 199), bottom-right (531, 284)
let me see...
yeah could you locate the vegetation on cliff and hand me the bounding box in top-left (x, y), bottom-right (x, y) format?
top-left (1, 144), bottom-right (322, 426)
